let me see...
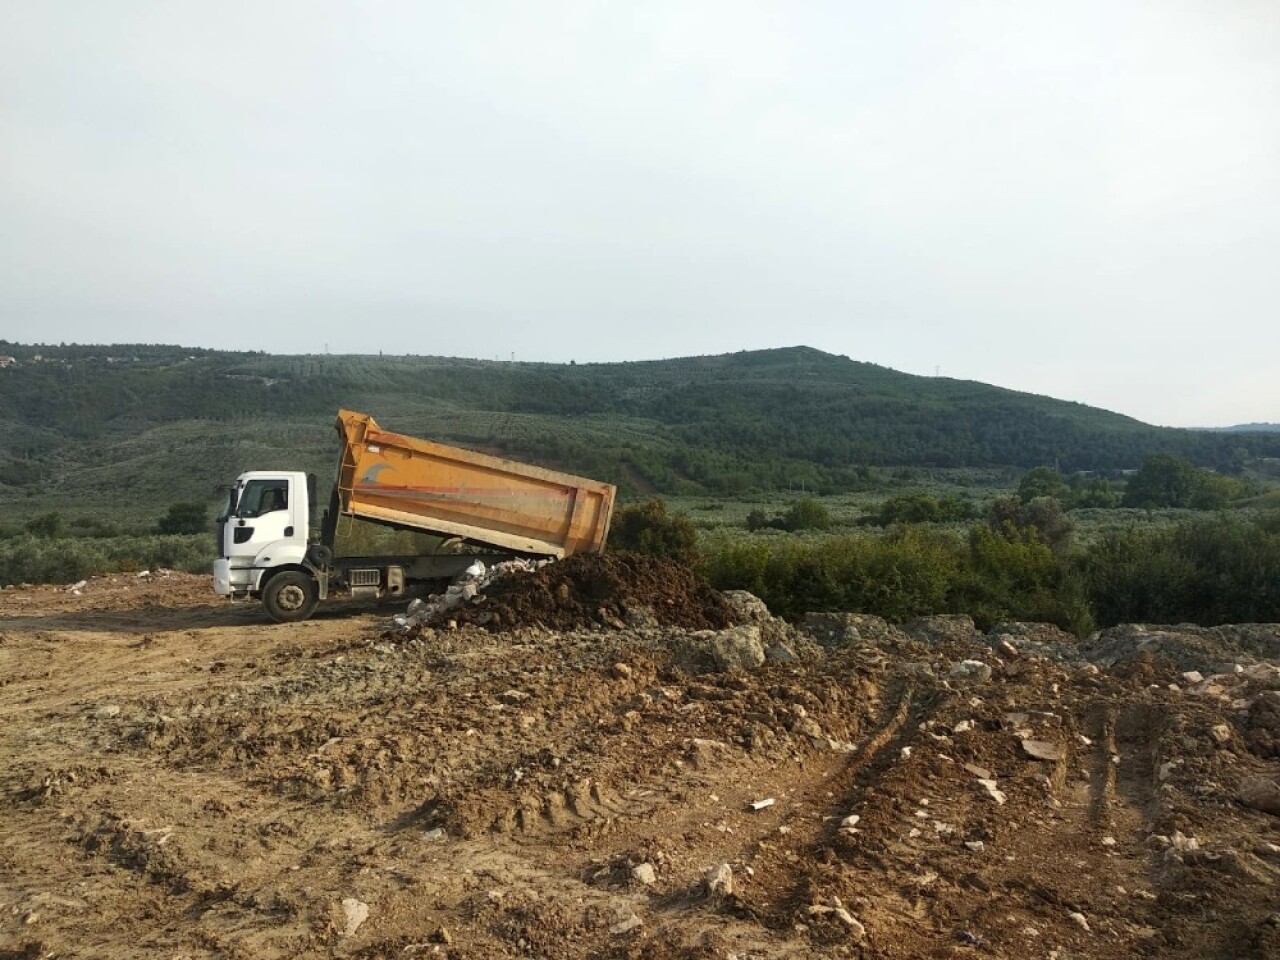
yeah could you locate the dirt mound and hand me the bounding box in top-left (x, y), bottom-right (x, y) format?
top-left (443, 551), bottom-right (737, 632)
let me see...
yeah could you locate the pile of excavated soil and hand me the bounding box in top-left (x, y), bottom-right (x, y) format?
top-left (444, 551), bottom-right (737, 632)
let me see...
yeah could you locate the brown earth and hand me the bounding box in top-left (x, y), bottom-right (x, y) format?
top-left (443, 553), bottom-right (738, 633)
top-left (2, 573), bottom-right (1280, 959)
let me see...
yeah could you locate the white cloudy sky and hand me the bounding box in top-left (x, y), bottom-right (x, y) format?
top-left (3, 1), bottom-right (1277, 426)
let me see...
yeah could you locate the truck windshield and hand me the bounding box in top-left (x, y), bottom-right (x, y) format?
top-left (236, 480), bottom-right (289, 518)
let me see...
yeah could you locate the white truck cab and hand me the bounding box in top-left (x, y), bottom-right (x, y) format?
top-left (213, 471), bottom-right (315, 618)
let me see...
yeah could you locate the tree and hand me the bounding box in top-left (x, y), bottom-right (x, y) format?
top-left (1018, 466), bottom-right (1065, 503)
top-left (158, 501), bottom-right (209, 535)
top-left (25, 512), bottom-right (64, 538)
top-left (1122, 454), bottom-right (1200, 508)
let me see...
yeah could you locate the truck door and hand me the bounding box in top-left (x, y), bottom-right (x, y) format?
top-left (229, 477), bottom-right (295, 554)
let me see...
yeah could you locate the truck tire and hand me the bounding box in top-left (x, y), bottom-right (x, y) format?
top-left (262, 570), bottom-right (319, 623)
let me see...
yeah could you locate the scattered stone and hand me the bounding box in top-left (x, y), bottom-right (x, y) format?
top-left (340, 898), bottom-right (369, 937)
top-left (1021, 739), bottom-right (1066, 762)
top-left (965, 840), bottom-right (986, 852)
top-left (1210, 724), bottom-right (1232, 744)
top-left (631, 862), bottom-right (657, 886)
top-left (749, 797), bottom-right (775, 811)
top-left (1068, 911), bottom-right (1091, 932)
top-left (840, 814), bottom-right (861, 829)
top-left (963, 762), bottom-right (993, 780)
top-left (610, 914), bottom-right (643, 935)
top-left (611, 662), bottom-right (633, 680)
top-left (977, 779), bottom-right (1007, 805)
top-left (705, 862), bottom-right (734, 897)
top-left (432, 927), bottom-right (453, 945)
top-left (832, 907), bottom-right (866, 938)
top-left (94, 704), bottom-right (121, 720)
top-left (1182, 671), bottom-right (1204, 684)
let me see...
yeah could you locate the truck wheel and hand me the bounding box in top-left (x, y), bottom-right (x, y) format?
top-left (262, 570), bottom-right (319, 623)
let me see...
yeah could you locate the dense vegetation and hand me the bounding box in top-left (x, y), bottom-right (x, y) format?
top-left (3, 342), bottom-right (1278, 525)
top-left (698, 509), bottom-right (1280, 634)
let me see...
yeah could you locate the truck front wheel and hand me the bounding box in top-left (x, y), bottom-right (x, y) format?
top-left (262, 570), bottom-right (319, 623)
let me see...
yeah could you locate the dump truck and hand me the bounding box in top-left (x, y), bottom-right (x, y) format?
top-left (213, 409), bottom-right (616, 622)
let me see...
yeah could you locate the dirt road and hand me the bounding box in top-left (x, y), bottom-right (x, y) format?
top-left (2, 572), bottom-right (1279, 959)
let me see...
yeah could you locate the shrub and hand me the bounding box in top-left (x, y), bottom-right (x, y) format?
top-left (157, 501), bottom-right (210, 535)
top-left (608, 498), bottom-right (699, 564)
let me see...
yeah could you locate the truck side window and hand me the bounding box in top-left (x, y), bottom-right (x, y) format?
top-left (239, 480), bottom-right (289, 517)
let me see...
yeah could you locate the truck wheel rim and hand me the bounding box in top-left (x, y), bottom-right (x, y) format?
top-left (278, 584), bottom-right (307, 611)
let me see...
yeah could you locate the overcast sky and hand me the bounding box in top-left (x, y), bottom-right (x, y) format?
top-left (3, 2), bottom-right (1277, 427)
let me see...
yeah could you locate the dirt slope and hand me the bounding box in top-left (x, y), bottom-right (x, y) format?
top-left (2, 574), bottom-right (1279, 959)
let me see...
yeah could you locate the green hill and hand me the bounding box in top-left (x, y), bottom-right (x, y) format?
top-left (1, 342), bottom-right (1277, 521)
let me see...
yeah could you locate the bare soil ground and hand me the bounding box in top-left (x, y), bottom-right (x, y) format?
top-left (2, 572), bottom-right (1279, 959)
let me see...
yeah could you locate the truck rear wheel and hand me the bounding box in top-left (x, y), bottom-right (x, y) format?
top-left (262, 570), bottom-right (319, 623)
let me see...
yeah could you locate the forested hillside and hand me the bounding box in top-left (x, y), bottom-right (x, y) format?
top-left (1, 342), bottom-right (1277, 518)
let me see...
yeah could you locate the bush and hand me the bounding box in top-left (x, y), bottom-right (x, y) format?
top-left (867, 493), bottom-right (972, 526)
top-left (0, 534), bottom-right (212, 586)
top-left (744, 498), bottom-right (833, 532)
top-left (157, 501), bottom-right (210, 535)
top-left (608, 499), bottom-right (699, 564)
top-left (25, 512), bottom-right (64, 538)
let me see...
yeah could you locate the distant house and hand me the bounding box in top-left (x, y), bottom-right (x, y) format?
top-left (0, 356), bottom-right (17, 368)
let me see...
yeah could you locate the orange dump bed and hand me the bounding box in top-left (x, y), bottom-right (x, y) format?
top-left (334, 410), bottom-right (615, 557)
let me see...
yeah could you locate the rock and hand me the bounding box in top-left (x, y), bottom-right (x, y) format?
top-left (611, 662), bottom-right (633, 680)
top-left (340, 898), bottom-right (369, 937)
top-left (631, 862), bottom-right (657, 886)
top-left (801, 612), bottom-right (903, 649)
top-left (721, 590), bottom-right (773, 622)
top-left (976, 779), bottom-right (1007, 805)
top-left (432, 927), bottom-right (453, 945)
top-left (963, 762), bottom-right (993, 780)
top-left (906, 614), bottom-right (979, 645)
top-left (710, 625), bottom-right (766, 672)
top-left (748, 798), bottom-right (775, 811)
top-left (1211, 724), bottom-right (1233, 744)
top-left (94, 704), bottom-right (121, 720)
top-left (610, 914), bottom-right (643, 935)
top-left (950, 660), bottom-right (993, 683)
top-left (965, 840), bottom-right (986, 852)
top-left (1020, 739), bottom-right (1066, 762)
top-left (705, 862), bottom-right (734, 897)
top-left (1239, 776), bottom-right (1280, 814)
top-left (792, 717), bottom-right (824, 739)
top-left (832, 908), bottom-right (866, 938)
top-left (765, 642), bottom-right (798, 663)
top-left (1182, 670), bottom-right (1204, 684)
top-left (1068, 911), bottom-right (1091, 932)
